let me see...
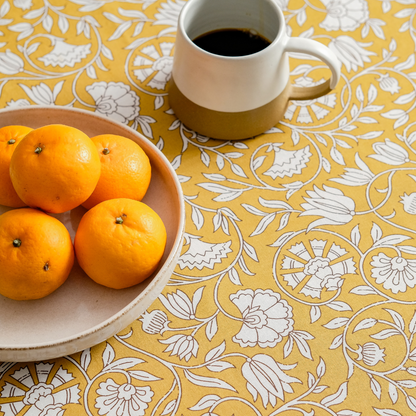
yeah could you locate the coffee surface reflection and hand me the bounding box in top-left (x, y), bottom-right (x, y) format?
top-left (193, 29), bottom-right (271, 57)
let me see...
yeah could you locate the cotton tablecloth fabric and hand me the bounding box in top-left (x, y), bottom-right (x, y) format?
top-left (1, 0), bottom-right (416, 415)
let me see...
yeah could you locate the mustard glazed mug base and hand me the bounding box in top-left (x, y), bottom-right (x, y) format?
top-left (168, 77), bottom-right (292, 141)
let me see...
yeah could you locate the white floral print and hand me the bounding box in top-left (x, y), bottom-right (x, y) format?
top-left (19, 81), bottom-right (64, 105)
top-left (140, 309), bottom-right (170, 334)
top-left (152, 0), bottom-right (186, 35)
top-left (281, 239), bottom-right (356, 298)
top-left (13, 0), bottom-right (32, 10)
top-left (377, 74), bottom-right (401, 94)
top-left (299, 185), bottom-right (356, 230)
top-left (356, 342), bottom-right (385, 366)
top-left (400, 193), bottom-right (416, 214)
top-left (6, 98), bottom-right (31, 107)
top-left (328, 36), bottom-right (376, 72)
top-left (86, 81), bottom-right (140, 124)
top-left (320, 0), bottom-right (369, 32)
top-left (369, 139), bottom-right (409, 166)
top-left (262, 143), bottom-right (311, 179)
top-left (95, 379), bottom-right (154, 416)
top-left (133, 42), bottom-right (174, 91)
top-left (178, 234), bottom-right (232, 270)
top-left (285, 76), bottom-right (337, 124)
top-left (331, 153), bottom-right (374, 187)
top-left (230, 288), bottom-right (294, 348)
top-left (159, 288), bottom-right (200, 320)
top-left (38, 40), bottom-right (91, 68)
top-left (370, 253), bottom-right (416, 294)
top-left (0, 49), bottom-right (24, 75)
top-left (159, 334), bottom-right (199, 361)
top-left (242, 354), bottom-right (301, 407)
top-left (0, 363), bottom-right (80, 416)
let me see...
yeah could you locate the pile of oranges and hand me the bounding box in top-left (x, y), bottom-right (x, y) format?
top-left (0, 124), bottom-right (167, 301)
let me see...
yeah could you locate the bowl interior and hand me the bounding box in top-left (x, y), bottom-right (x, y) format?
top-left (0, 106), bottom-right (183, 349)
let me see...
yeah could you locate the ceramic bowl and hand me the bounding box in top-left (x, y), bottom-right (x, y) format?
top-left (0, 106), bottom-right (185, 362)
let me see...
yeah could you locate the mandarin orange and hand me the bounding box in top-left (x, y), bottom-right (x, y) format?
top-left (0, 125), bottom-right (33, 207)
top-left (0, 208), bottom-right (74, 300)
top-left (82, 134), bottom-right (151, 210)
top-left (75, 198), bottom-right (167, 289)
top-left (10, 124), bottom-right (101, 214)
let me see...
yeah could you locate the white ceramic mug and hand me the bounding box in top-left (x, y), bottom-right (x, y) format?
top-left (168, 0), bottom-right (341, 140)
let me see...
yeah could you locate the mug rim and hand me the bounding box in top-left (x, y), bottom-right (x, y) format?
top-left (177, 0), bottom-right (286, 60)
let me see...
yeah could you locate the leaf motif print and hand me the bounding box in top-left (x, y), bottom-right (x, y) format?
top-left (184, 369), bottom-right (236, 391)
top-left (189, 395), bottom-right (221, 411)
top-left (205, 316), bottom-right (218, 341)
top-left (370, 376), bottom-right (382, 400)
top-left (353, 318), bottom-right (377, 333)
top-left (329, 333), bottom-right (343, 349)
top-left (323, 317), bottom-right (350, 329)
top-left (321, 381), bottom-right (348, 407)
top-left (374, 409), bottom-right (402, 416)
top-left (129, 371), bottom-right (161, 381)
top-left (80, 348), bottom-right (91, 371)
top-left (102, 343), bottom-right (115, 368)
top-left (370, 329), bottom-right (401, 340)
top-left (310, 305), bottom-right (321, 323)
top-left (161, 399), bottom-right (177, 415)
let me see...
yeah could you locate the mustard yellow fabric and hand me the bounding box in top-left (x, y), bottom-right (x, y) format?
top-left (1, 0), bottom-right (416, 415)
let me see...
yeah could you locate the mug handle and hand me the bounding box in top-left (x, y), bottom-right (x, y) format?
top-left (285, 37), bottom-right (341, 101)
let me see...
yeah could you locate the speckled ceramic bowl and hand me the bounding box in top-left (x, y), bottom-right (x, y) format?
top-left (0, 106), bottom-right (185, 362)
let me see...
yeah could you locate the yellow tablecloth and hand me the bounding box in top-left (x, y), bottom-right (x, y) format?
top-left (1, 0), bottom-right (416, 415)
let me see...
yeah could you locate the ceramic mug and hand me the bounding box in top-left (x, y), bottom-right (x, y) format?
top-left (168, 0), bottom-right (341, 141)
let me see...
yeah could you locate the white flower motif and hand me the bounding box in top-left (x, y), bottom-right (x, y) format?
top-left (95, 379), bottom-right (154, 416)
top-left (230, 288), bottom-right (294, 348)
top-left (281, 239), bottom-right (356, 298)
top-left (152, 0), bottom-right (186, 35)
top-left (356, 342), bottom-right (385, 366)
top-left (401, 193), bottom-right (416, 214)
top-left (262, 143), bottom-right (311, 179)
top-left (377, 74), bottom-right (401, 95)
top-left (178, 234), bottom-right (232, 270)
top-left (140, 309), bottom-right (170, 334)
top-left (329, 36), bottom-right (376, 72)
top-left (13, 0), bottom-right (32, 10)
top-left (86, 81), bottom-right (140, 124)
top-left (159, 287), bottom-right (203, 320)
top-left (133, 42), bottom-right (174, 91)
top-left (369, 138), bottom-right (409, 166)
top-left (0, 49), bottom-right (24, 75)
top-left (242, 354), bottom-right (301, 408)
top-left (159, 334), bottom-right (199, 361)
top-left (0, 363), bottom-right (80, 416)
top-left (320, 0), bottom-right (369, 32)
top-left (299, 185), bottom-right (356, 231)
top-left (285, 76), bottom-right (337, 124)
top-left (331, 153), bottom-right (374, 187)
top-left (18, 81), bottom-right (64, 105)
top-left (38, 39), bottom-right (91, 68)
top-left (370, 253), bottom-right (416, 294)
top-left (6, 98), bottom-right (31, 108)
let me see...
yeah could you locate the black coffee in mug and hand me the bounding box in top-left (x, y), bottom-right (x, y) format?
top-left (192, 28), bottom-right (271, 57)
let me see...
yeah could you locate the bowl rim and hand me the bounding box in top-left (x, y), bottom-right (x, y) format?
top-left (0, 105), bottom-right (185, 353)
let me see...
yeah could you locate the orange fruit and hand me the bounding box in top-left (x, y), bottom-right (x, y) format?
top-left (82, 134), bottom-right (151, 210)
top-left (0, 125), bottom-right (33, 207)
top-left (0, 208), bottom-right (74, 300)
top-left (75, 198), bottom-right (167, 289)
top-left (10, 124), bottom-right (101, 214)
